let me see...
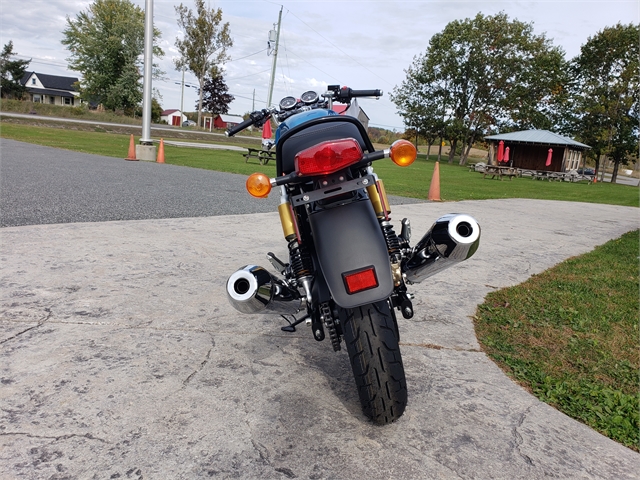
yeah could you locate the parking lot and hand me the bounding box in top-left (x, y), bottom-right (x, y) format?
top-left (1, 139), bottom-right (639, 479)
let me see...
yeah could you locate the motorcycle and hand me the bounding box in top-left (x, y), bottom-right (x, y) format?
top-left (225, 85), bottom-right (480, 424)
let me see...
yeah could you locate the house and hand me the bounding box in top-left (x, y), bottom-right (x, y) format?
top-left (161, 109), bottom-right (187, 126)
top-left (484, 130), bottom-right (591, 172)
top-left (332, 99), bottom-right (370, 129)
top-left (213, 114), bottom-right (245, 129)
top-left (20, 72), bottom-right (80, 106)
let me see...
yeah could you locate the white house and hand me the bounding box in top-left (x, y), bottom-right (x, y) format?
top-left (161, 109), bottom-right (187, 126)
top-left (20, 72), bottom-right (81, 106)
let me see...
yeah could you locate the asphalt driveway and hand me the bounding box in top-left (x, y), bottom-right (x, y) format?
top-left (1, 140), bottom-right (639, 479)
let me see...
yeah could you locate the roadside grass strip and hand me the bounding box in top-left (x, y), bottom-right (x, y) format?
top-left (1, 122), bottom-right (638, 208)
top-left (474, 230), bottom-right (639, 451)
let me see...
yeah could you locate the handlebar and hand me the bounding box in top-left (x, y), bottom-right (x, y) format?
top-left (226, 109), bottom-right (274, 136)
top-left (328, 86), bottom-right (383, 103)
top-left (226, 117), bottom-right (255, 137)
top-left (350, 89), bottom-right (383, 98)
top-left (226, 87), bottom-right (383, 136)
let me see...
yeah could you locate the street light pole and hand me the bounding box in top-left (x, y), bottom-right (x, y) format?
top-left (134, 0), bottom-right (157, 161)
top-left (140, 0), bottom-right (154, 144)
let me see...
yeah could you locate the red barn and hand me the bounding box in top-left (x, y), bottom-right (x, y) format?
top-left (214, 114), bottom-right (244, 129)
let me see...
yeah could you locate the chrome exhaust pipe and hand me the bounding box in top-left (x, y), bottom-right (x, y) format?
top-left (402, 214), bottom-right (480, 284)
top-left (226, 265), bottom-right (303, 315)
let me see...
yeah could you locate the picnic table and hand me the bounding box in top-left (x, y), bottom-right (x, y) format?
top-left (531, 171), bottom-right (593, 183)
top-left (244, 148), bottom-right (275, 165)
top-left (482, 165), bottom-right (518, 180)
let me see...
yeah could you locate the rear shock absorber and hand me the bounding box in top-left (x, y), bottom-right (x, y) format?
top-left (380, 220), bottom-right (403, 288)
top-left (288, 239), bottom-right (313, 278)
top-left (380, 220), bottom-right (401, 261)
top-left (289, 238), bottom-right (314, 308)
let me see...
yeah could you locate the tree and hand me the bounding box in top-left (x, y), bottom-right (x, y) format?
top-left (196, 70), bottom-right (234, 114)
top-left (0, 41), bottom-right (30, 99)
top-left (61, 0), bottom-right (164, 112)
top-left (570, 23), bottom-right (639, 183)
top-left (393, 13), bottom-right (568, 164)
top-left (175, 0), bottom-right (232, 128)
top-left (390, 61), bottom-right (447, 159)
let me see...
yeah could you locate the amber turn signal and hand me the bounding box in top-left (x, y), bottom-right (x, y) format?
top-left (246, 173), bottom-right (272, 198)
top-left (389, 139), bottom-right (417, 167)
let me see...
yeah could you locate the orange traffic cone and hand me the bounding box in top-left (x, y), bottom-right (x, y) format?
top-left (428, 161), bottom-right (441, 201)
top-left (156, 138), bottom-right (165, 164)
top-left (125, 134), bottom-right (137, 161)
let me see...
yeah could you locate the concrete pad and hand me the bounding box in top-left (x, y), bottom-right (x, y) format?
top-left (1, 199), bottom-right (639, 479)
top-left (135, 145), bottom-right (157, 162)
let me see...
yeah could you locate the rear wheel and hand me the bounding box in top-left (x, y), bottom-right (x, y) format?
top-left (341, 300), bottom-right (407, 424)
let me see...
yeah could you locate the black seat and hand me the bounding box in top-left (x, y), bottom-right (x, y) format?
top-left (276, 116), bottom-right (374, 176)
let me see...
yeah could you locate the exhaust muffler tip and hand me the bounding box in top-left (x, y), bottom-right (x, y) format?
top-left (402, 213), bottom-right (480, 283)
top-left (226, 265), bottom-right (303, 315)
top-left (435, 213), bottom-right (480, 260)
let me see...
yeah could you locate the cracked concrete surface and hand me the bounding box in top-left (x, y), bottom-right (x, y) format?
top-left (1, 199), bottom-right (639, 479)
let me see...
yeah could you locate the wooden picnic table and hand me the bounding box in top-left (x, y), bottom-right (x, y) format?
top-left (244, 148), bottom-right (275, 165)
top-left (531, 171), bottom-right (593, 183)
top-left (482, 165), bottom-right (518, 180)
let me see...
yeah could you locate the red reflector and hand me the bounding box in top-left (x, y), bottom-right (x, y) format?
top-left (295, 138), bottom-right (363, 176)
top-left (343, 267), bottom-right (378, 295)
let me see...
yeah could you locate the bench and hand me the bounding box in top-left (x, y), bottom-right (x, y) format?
top-left (244, 148), bottom-right (275, 165)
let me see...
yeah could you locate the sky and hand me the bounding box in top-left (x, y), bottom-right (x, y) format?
top-left (2, 0), bottom-right (638, 130)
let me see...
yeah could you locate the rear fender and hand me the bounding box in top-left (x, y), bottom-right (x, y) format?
top-left (308, 199), bottom-right (393, 309)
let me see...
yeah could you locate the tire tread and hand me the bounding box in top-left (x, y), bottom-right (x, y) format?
top-left (343, 301), bottom-right (407, 424)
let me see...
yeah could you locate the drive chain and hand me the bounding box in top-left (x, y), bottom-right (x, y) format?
top-left (321, 302), bottom-right (341, 352)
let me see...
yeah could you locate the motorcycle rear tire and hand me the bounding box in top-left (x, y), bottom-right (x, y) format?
top-left (342, 300), bottom-right (407, 424)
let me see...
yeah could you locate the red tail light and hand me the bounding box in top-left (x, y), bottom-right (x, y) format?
top-left (343, 266), bottom-right (378, 294)
top-left (295, 138), bottom-right (363, 176)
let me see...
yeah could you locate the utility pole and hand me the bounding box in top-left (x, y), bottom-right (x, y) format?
top-left (174, 70), bottom-right (196, 127)
top-left (266, 6), bottom-right (282, 109)
top-left (180, 68), bottom-right (185, 126)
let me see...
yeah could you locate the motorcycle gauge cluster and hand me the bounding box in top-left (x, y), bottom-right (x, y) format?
top-left (279, 96), bottom-right (297, 110)
top-left (300, 91), bottom-right (319, 104)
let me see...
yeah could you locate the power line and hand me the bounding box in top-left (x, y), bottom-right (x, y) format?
top-left (282, 48), bottom-right (340, 83)
top-left (227, 68), bottom-right (271, 81)
top-left (9, 55), bottom-right (69, 69)
top-left (284, 8), bottom-right (394, 88)
top-left (228, 48), bottom-right (268, 62)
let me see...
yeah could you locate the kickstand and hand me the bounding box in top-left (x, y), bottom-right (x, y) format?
top-left (281, 314), bottom-right (310, 332)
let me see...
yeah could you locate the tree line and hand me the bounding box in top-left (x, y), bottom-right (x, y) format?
top-left (0, 0), bottom-right (234, 126)
top-left (391, 13), bottom-right (638, 182)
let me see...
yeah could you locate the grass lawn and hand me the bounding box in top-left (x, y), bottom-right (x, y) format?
top-left (1, 122), bottom-right (638, 207)
top-left (474, 230), bottom-right (639, 451)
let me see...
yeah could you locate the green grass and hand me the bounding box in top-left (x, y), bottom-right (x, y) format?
top-left (474, 230), bottom-right (639, 451)
top-left (1, 122), bottom-right (638, 207)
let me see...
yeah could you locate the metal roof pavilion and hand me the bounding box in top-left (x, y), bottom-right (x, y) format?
top-left (485, 130), bottom-right (590, 149)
